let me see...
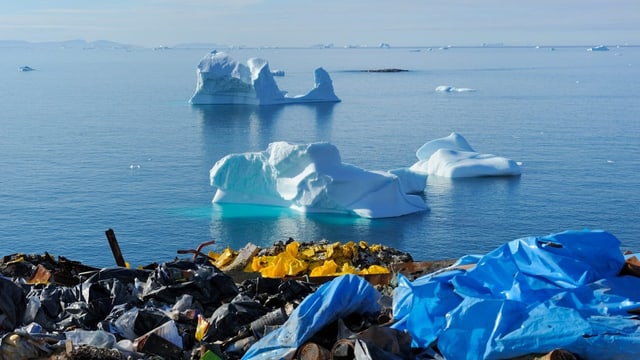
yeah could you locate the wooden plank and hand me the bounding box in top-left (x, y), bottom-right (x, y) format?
top-left (105, 228), bottom-right (126, 267)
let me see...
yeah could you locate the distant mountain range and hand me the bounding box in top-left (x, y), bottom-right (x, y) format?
top-left (0, 39), bottom-right (142, 49)
top-left (0, 39), bottom-right (227, 50)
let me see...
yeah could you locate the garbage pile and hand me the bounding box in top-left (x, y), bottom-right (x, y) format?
top-left (0, 239), bottom-right (425, 360)
top-left (3, 230), bottom-right (640, 359)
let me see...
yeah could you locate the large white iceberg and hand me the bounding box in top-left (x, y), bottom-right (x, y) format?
top-left (189, 51), bottom-right (341, 105)
top-left (408, 132), bottom-right (521, 178)
top-left (209, 141), bottom-right (428, 218)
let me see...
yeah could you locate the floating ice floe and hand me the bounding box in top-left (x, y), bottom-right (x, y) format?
top-left (209, 141), bottom-right (428, 218)
top-left (435, 85), bottom-right (476, 93)
top-left (189, 51), bottom-right (340, 105)
top-left (407, 132), bottom-right (521, 178)
top-left (587, 45), bottom-right (609, 51)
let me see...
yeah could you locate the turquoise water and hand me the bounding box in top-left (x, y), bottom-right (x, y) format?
top-left (1, 46), bottom-right (638, 267)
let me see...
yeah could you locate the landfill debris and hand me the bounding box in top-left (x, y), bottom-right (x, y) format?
top-left (2, 230), bottom-right (639, 359)
top-left (0, 238), bottom-right (414, 359)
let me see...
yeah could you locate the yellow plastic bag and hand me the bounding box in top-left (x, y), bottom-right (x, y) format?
top-left (338, 262), bottom-right (358, 275)
top-left (245, 256), bottom-right (266, 272)
top-left (300, 246), bottom-right (316, 259)
top-left (285, 241), bottom-right (299, 256)
top-left (360, 264), bottom-right (390, 275)
top-left (310, 260), bottom-right (338, 277)
top-left (259, 251), bottom-right (308, 277)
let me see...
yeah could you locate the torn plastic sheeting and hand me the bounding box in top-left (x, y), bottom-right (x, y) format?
top-left (392, 229), bottom-right (640, 359)
top-left (134, 319), bottom-right (183, 350)
top-left (452, 230), bottom-right (625, 301)
top-left (392, 269), bottom-right (463, 347)
top-left (241, 274), bottom-right (381, 360)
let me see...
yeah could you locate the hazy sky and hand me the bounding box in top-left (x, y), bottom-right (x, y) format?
top-left (1, 0), bottom-right (638, 47)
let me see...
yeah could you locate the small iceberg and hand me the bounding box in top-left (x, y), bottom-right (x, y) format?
top-left (18, 66), bottom-right (35, 72)
top-left (587, 45), bottom-right (609, 51)
top-left (435, 85), bottom-right (476, 93)
top-left (189, 51), bottom-right (340, 105)
top-left (408, 132), bottom-right (521, 178)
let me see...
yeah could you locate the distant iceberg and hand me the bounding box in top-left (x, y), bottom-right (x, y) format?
top-left (189, 51), bottom-right (340, 105)
top-left (408, 132), bottom-right (521, 178)
top-left (209, 141), bottom-right (428, 218)
top-left (587, 45), bottom-right (609, 52)
top-left (435, 85), bottom-right (476, 93)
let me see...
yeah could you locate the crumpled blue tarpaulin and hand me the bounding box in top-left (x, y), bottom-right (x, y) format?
top-left (392, 229), bottom-right (640, 359)
top-left (242, 274), bottom-right (381, 360)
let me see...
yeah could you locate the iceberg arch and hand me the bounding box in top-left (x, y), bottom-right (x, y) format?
top-left (209, 141), bottom-right (428, 218)
top-left (189, 51), bottom-right (341, 105)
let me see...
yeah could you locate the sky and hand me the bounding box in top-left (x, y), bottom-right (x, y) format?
top-left (1, 0), bottom-right (638, 48)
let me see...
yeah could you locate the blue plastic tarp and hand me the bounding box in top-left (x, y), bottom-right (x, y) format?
top-left (392, 229), bottom-right (640, 359)
top-left (242, 274), bottom-right (381, 360)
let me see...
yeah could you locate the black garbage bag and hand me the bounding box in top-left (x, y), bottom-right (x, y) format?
top-left (56, 269), bottom-right (148, 331)
top-left (202, 297), bottom-right (269, 342)
top-left (51, 279), bottom-right (120, 331)
top-left (0, 277), bottom-right (26, 333)
top-left (37, 286), bottom-right (65, 319)
top-left (82, 267), bottom-right (148, 307)
top-left (81, 281), bottom-right (115, 327)
top-left (142, 260), bottom-right (238, 311)
top-left (98, 302), bottom-right (131, 336)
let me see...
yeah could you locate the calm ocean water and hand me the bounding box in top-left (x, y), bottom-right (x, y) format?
top-left (1, 46), bottom-right (638, 267)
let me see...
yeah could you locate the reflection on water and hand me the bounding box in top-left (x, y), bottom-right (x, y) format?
top-left (208, 206), bottom-right (430, 254)
top-left (194, 103), bottom-right (337, 165)
top-left (172, 199), bottom-right (429, 255)
top-left (426, 175), bottom-right (522, 197)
